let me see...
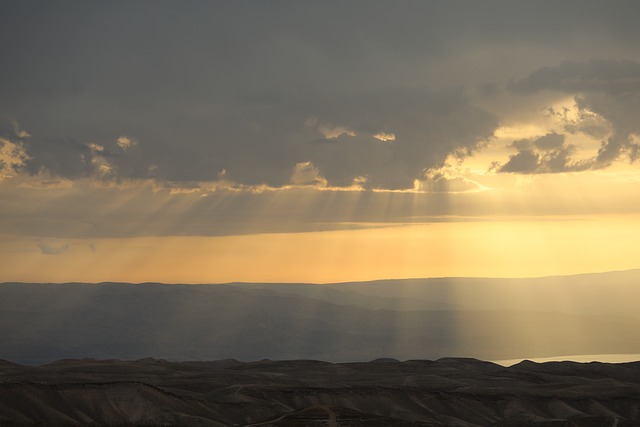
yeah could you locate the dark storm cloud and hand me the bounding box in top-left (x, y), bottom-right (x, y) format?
top-left (510, 59), bottom-right (640, 168)
top-left (2, 2), bottom-right (640, 188)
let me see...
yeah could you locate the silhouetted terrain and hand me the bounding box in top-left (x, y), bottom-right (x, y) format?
top-left (2, 271), bottom-right (640, 364)
top-left (1, 357), bottom-right (640, 426)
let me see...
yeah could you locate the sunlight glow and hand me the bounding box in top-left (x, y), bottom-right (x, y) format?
top-left (3, 215), bottom-right (640, 284)
top-left (373, 132), bottom-right (396, 142)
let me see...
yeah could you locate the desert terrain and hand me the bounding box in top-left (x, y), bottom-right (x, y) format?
top-left (1, 356), bottom-right (640, 426)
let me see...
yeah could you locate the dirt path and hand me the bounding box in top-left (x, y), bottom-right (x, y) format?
top-left (319, 405), bottom-right (338, 427)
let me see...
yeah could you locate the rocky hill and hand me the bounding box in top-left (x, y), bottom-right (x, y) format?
top-left (1, 357), bottom-right (640, 426)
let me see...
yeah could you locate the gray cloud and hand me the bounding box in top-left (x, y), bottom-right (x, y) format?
top-left (547, 101), bottom-right (612, 140)
top-left (37, 239), bottom-right (69, 255)
top-left (1, 80), bottom-right (498, 190)
top-left (418, 168), bottom-right (485, 193)
top-left (297, 87), bottom-right (497, 189)
top-left (510, 59), bottom-right (640, 168)
top-left (0, 118), bottom-right (28, 141)
top-left (23, 137), bottom-right (98, 178)
top-left (509, 59), bottom-right (640, 95)
top-left (496, 133), bottom-right (592, 174)
top-left (0, 119), bottom-right (30, 179)
top-left (3, 3), bottom-right (640, 188)
top-left (531, 133), bottom-right (564, 151)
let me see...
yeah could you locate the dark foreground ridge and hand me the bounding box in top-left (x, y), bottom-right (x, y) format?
top-left (1, 357), bottom-right (640, 426)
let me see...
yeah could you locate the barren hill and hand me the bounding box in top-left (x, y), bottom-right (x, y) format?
top-left (1, 357), bottom-right (640, 426)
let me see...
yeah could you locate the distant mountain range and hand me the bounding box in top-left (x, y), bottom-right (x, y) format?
top-left (2, 270), bottom-right (640, 364)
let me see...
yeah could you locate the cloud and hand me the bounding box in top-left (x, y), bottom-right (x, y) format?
top-left (416, 166), bottom-right (486, 193)
top-left (22, 135), bottom-right (98, 178)
top-left (290, 161), bottom-right (327, 187)
top-left (510, 59), bottom-right (640, 168)
top-left (0, 2), bottom-right (506, 191)
top-left (0, 138), bottom-right (29, 180)
top-left (116, 136), bottom-right (136, 151)
top-left (20, 133), bottom-right (135, 182)
top-left (0, 118), bottom-right (30, 140)
top-left (37, 239), bottom-right (69, 255)
top-left (509, 59), bottom-right (640, 95)
top-left (373, 132), bottom-right (396, 142)
top-left (1, 116), bottom-right (146, 182)
top-left (496, 147), bottom-right (540, 174)
top-left (4, 3), bottom-right (640, 189)
top-left (495, 133), bottom-right (593, 174)
top-left (531, 133), bottom-right (564, 150)
top-left (546, 101), bottom-right (611, 140)
top-left (0, 119), bottom-right (30, 180)
top-left (317, 125), bottom-right (356, 140)
top-left (299, 87), bottom-right (498, 189)
top-left (4, 86), bottom-right (497, 190)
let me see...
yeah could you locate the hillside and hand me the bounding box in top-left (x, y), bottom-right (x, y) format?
top-left (1, 357), bottom-right (640, 426)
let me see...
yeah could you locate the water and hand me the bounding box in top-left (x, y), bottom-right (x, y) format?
top-left (494, 353), bottom-right (640, 366)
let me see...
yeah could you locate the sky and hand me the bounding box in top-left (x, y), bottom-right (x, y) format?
top-left (2, 1), bottom-right (640, 283)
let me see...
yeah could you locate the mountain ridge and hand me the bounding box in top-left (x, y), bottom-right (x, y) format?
top-left (2, 270), bottom-right (640, 364)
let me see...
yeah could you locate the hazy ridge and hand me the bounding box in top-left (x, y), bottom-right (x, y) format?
top-left (2, 270), bottom-right (640, 364)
